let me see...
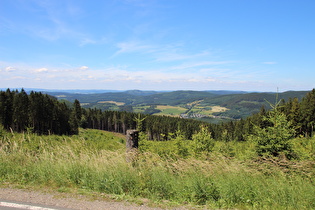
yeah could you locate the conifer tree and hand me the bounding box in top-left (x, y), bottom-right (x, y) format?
top-left (192, 125), bottom-right (214, 157)
top-left (300, 89), bottom-right (315, 137)
top-left (173, 129), bottom-right (189, 158)
top-left (287, 97), bottom-right (301, 136)
top-left (73, 99), bottom-right (82, 122)
top-left (249, 99), bottom-right (295, 158)
top-left (0, 89), bottom-right (14, 129)
top-left (12, 89), bottom-right (29, 132)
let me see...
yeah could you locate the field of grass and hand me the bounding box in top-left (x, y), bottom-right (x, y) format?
top-left (133, 104), bottom-right (229, 118)
top-left (188, 105), bottom-right (229, 117)
top-left (133, 105), bottom-right (150, 113)
top-left (154, 105), bottom-right (187, 116)
top-left (187, 100), bottom-right (204, 106)
top-left (1, 128), bottom-right (314, 209)
top-left (97, 101), bottom-right (125, 106)
top-left (211, 105), bottom-right (229, 112)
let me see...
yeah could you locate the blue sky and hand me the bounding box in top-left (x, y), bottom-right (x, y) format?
top-left (0, 0), bottom-right (314, 91)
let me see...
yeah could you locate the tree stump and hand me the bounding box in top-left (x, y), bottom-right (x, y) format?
top-left (126, 130), bottom-right (139, 162)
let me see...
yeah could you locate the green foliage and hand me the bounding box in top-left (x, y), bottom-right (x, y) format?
top-left (192, 125), bottom-right (214, 158)
top-left (0, 129), bottom-right (315, 209)
top-left (0, 124), bottom-right (4, 138)
top-left (173, 129), bottom-right (189, 158)
top-left (290, 137), bottom-right (315, 160)
top-left (0, 89), bottom-right (77, 135)
top-left (134, 113), bottom-right (146, 132)
top-left (249, 100), bottom-right (295, 158)
top-left (300, 89), bottom-right (315, 137)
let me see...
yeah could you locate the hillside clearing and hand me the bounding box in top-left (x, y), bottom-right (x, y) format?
top-left (0, 129), bottom-right (314, 209)
top-left (97, 101), bottom-right (125, 106)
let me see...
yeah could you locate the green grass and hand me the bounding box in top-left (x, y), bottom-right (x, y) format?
top-left (0, 129), bottom-right (314, 209)
top-left (154, 105), bottom-right (187, 116)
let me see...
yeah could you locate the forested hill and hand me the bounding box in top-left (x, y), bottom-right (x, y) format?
top-left (46, 90), bottom-right (217, 105)
top-left (44, 89), bottom-right (309, 121)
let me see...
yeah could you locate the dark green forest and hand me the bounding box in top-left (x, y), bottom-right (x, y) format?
top-left (0, 89), bottom-right (81, 135)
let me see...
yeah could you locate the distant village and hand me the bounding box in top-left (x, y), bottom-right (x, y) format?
top-left (180, 113), bottom-right (232, 120)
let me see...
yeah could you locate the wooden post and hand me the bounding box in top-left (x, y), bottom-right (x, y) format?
top-left (126, 130), bottom-right (139, 150)
top-left (126, 130), bottom-right (139, 162)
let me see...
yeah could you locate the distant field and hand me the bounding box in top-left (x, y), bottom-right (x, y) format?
top-left (187, 100), bottom-right (204, 106)
top-left (211, 105), bottom-right (229, 112)
top-left (133, 105), bottom-right (150, 113)
top-left (97, 101), bottom-right (125, 106)
top-left (189, 105), bottom-right (229, 117)
top-left (239, 100), bottom-right (260, 104)
top-left (154, 105), bottom-right (188, 116)
top-left (133, 104), bottom-right (229, 118)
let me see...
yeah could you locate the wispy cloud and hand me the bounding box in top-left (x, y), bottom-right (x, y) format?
top-left (1, 0), bottom-right (95, 45)
top-left (113, 41), bottom-right (154, 56)
top-left (154, 50), bottom-right (210, 62)
top-left (112, 40), bottom-right (216, 64)
top-left (33, 68), bottom-right (48, 73)
top-left (170, 61), bottom-right (232, 70)
top-left (5, 66), bottom-right (16, 72)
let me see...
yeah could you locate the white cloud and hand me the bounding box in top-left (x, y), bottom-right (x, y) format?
top-left (11, 76), bottom-right (26, 80)
top-left (33, 68), bottom-right (48, 73)
top-left (80, 66), bottom-right (89, 70)
top-left (0, 60), bottom-right (302, 92)
top-left (5, 66), bottom-right (15, 72)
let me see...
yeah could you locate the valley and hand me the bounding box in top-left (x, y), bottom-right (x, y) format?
top-left (49, 89), bottom-right (308, 123)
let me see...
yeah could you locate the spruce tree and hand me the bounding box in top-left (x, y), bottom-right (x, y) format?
top-left (249, 100), bottom-right (295, 158)
top-left (300, 89), bottom-right (315, 137)
top-left (12, 89), bottom-right (29, 132)
top-left (192, 125), bottom-right (214, 157)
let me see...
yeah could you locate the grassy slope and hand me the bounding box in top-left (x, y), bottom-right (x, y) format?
top-left (0, 129), bottom-right (314, 209)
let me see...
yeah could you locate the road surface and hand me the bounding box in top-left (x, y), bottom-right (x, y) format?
top-left (0, 188), bottom-right (172, 210)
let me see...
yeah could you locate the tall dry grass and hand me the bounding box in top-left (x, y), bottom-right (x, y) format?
top-left (0, 128), bottom-right (314, 209)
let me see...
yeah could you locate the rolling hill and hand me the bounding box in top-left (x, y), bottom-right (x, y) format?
top-left (40, 89), bottom-right (310, 123)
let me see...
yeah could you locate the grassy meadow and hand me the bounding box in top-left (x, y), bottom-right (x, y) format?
top-left (0, 128), bottom-right (314, 209)
top-left (132, 103), bottom-right (229, 118)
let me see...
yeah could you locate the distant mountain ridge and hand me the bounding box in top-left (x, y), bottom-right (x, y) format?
top-left (0, 88), bottom-right (251, 95)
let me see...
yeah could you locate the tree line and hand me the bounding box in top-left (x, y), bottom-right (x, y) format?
top-left (0, 89), bottom-right (81, 135)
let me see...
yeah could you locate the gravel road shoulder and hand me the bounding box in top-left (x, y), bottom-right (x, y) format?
top-left (0, 187), bottom-right (185, 210)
